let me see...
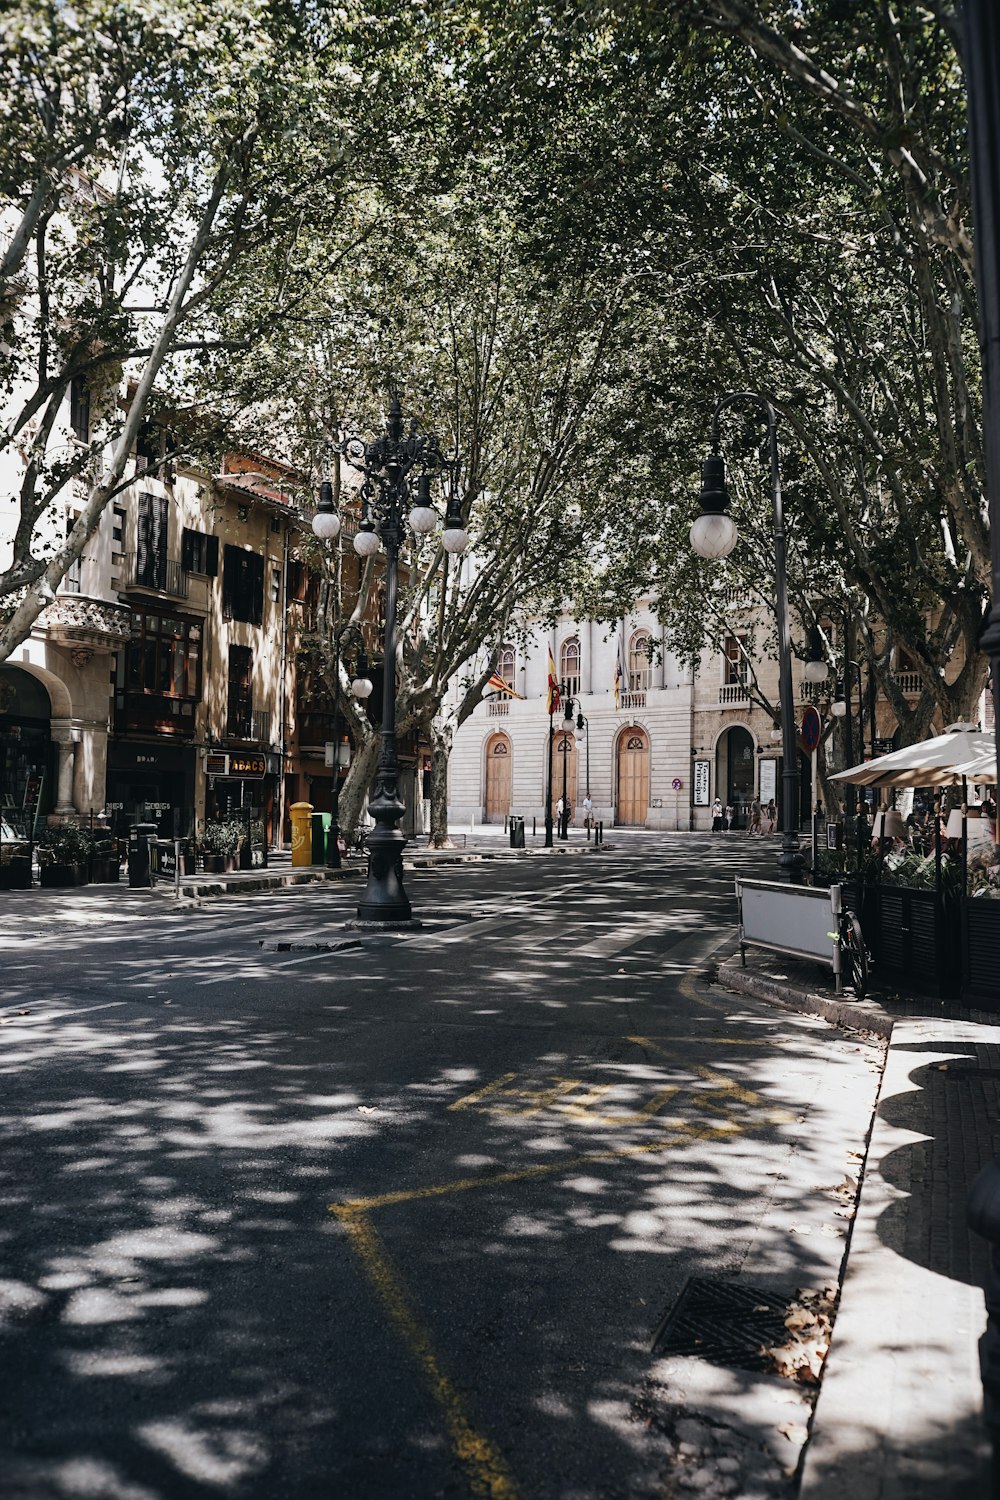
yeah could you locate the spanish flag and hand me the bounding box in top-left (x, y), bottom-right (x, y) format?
top-left (485, 672), bottom-right (524, 698)
top-left (546, 646), bottom-right (561, 714)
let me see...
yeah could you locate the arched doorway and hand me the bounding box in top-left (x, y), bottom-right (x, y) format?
top-left (0, 666), bottom-right (54, 835)
top-left (484, 733), bottom-right (512, 822)
top-left (549, 729), bottom-right (579, 815)
top-left (616, 727), bottom-right (649, 826)
top-left (717, 725), bottom-right (755, 829)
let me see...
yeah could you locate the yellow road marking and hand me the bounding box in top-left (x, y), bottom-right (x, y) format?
top-left (448, 1073), bottom-right (520, 1112)
top-left (329, 1122), bottom-right (741, 1218)
top-left (334, 1206), bottom-right (518, 1500)
top-left (629, 1037), bottom-right (794, 1123)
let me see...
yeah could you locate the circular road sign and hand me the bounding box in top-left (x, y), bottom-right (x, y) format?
top-left (800, 705), bottom-right (822, 753)
top-left (671, 777), bottom-right (683, 791)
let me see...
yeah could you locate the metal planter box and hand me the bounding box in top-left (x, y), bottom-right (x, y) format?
top-left (963, 897), bottom-right (1000, 1009)
top-left (870, 886), bottom-right (959, 1000)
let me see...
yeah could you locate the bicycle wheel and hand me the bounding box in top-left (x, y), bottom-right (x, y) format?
top-left (841, 913), bottom-right (868, 1001)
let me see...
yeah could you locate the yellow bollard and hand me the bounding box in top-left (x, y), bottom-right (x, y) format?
top-left (289, 802), bottom-right (313, 867)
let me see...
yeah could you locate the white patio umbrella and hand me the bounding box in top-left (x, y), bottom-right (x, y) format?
top-left (830, 724), bottom-right (997, 789)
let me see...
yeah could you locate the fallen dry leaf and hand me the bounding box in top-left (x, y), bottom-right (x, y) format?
top-left (778, 1422), bottom-right (809, 1445)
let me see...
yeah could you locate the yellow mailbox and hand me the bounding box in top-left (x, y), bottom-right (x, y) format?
top-left (289, 802), bottom-right (313, 867)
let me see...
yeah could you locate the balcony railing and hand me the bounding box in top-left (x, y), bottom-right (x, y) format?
top-left (226, 708), bottom-right (272, 743)
top-left (488, 700), bottom-right (509, 717)
top-left (719, 682), bottom-right (749, 705)
top-left (620, 690), bottom-right (646, 710)
top-left (892, 670), bottom-right (923, 697)
top-left (123, 552), bottom-right (189, 599)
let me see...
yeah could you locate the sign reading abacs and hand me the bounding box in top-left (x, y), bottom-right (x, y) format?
top-left (229, 753), bottom-right (267, 780)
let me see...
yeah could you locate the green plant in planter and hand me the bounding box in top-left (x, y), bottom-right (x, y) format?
top-left (38, 823), bottom-right (95, 865)
top-left (200, 820), bottom-right (242, 857)
top-left (881, 848), bottom-right (961, 892)
top-left (969, 848), bottom-right (1000, 899)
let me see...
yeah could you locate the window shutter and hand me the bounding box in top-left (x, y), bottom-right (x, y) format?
top-left (206, 535), bottom-right (219, 577)
top-left (137, 494), bottom-right (152, 585)
top-left (150, 494), bottom-right (167, 589)
top-left (181, 528), bottom-right (194, 572)
top-left (248, 551), bottom-right (264, 625)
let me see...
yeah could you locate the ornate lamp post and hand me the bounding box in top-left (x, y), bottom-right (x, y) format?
top-left (312, 398), bottom-right (466, 923)
top-left (558, 693), bottom-right (575, 839)
top-left (691, 393), bottom-right (803, 882)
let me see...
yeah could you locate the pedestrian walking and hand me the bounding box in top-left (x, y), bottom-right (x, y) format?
top-left (749, 796), bottom-right (762, 836)
top-left (765, 798), bottom-right (776, 834)
top-left (582, 793), bottom-right (593, 831)
top-left (711, 796), bottom-right (724, 833)
top-left (724, 802), bottom-right (735, 833)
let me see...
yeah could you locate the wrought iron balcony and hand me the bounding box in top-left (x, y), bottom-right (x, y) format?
top-left (122, 552), bottom-right (189, 599)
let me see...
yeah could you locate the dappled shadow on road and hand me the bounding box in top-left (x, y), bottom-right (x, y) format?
top-left (0, 840), bottom-right (878, 1499)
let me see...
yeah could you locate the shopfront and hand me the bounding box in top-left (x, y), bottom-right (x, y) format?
top-left (0, 667), bottom-right (54, 836)
top-left (105, 740), bottom-right (197, 836)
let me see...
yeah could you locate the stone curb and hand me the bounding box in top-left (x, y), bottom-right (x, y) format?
top-left (717, 954), bottom-right (894, 1038)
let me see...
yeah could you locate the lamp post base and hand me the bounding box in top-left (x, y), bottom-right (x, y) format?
top-left (356, 824), bottom-right (412, 923)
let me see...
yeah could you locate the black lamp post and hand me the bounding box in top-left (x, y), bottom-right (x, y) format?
top-left (559, 693), bottom-right (575, 839)
top-left (691, 393), bottom-right (803, 882)
top-left (312, 398), bottom-right (467, 923)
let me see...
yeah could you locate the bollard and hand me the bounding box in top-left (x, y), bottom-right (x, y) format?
top-left (969, 1162), bottom-right (1000, 1475)
top-left (127, 822), bottom-right (157, 888)
top-left (533, 817), bottom-right (536, 837)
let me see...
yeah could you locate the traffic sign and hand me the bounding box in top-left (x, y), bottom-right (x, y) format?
top-left (671, 777), bottom-right (683, 791)
top-left (800, 705), bottom-right (822, 753)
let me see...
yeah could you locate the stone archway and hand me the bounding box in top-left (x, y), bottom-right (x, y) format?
top-left (0, 666), bottom-right (55, 829)
top-left (549, 729), bottom-right (579, 816)
top-left (717, 724), bottom-right (755, 829)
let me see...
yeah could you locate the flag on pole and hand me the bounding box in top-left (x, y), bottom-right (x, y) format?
top-left (485, 672), bottom-right (524, 699)
top-left (546, 647), bottom-right (561, 714)
top-left (614, 638), bottom-right (624, 710)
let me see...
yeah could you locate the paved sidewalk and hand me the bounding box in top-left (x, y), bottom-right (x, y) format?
top-left (718, 946), bottom-right (998, 1496)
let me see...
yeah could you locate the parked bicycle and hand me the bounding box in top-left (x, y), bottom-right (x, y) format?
top-left (833, 902), bottom-right (870, 1000)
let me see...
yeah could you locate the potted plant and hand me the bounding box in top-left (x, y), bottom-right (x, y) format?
top-left (38, 824), bottom-right (94, 887)
top-left (200, 820), bottom-right (241, 873)
top-left (0, 839), bottom-right (32, 889)
top-left (90, 837), bottom-right (121, 883)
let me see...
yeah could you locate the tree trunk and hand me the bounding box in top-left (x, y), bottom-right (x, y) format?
top-left (338, 732), bottom-right (379, 840)
top-left (429, 720), bottom-right (455, 848)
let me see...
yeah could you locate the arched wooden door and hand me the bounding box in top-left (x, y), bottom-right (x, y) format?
top-left (484, 734), bottom-right (512, 822)
top-left (616, 728), bottom-right (650, 826)
top-left (549, 730), bottom-right (578, 813)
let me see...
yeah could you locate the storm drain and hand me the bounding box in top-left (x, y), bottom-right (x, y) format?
top-left (650, 1276), bottom-right (792, 1371)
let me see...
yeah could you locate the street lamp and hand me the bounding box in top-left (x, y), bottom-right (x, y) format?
top-left (691, 393), bottom-right (803, 882)
top-left (558, 695), bottom-right (576, 839)
top-left (313, 397), bottom-right (466, 923)
top-left (313, 478), bottom-right (345, 866)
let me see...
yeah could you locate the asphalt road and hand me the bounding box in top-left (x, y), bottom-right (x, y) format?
top-left (0, 834), bottom-right (883, 1500)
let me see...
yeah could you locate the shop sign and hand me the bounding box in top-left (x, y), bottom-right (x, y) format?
top-left (205, 752), bottom-right (229, 776)
top-left (693, 759), bottom-right (710, 806)
top-left (229, 753), bottom-right (267, 780)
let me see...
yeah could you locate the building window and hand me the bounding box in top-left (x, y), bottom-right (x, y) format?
top-left (125, 612), bottom-right (202, 699)
top-left (222, 544), bottom-right (264, 625)
top-left (498, 645), bottom-right (516, 691)
top-left (181, 528), bottom-right (219, 577)
top-left (69, 377), bottom-right (90, 441)
top-left (227, 645), bottom-right (253, 737)
top-left (135, 420), bottom-right (160, 466)
top-left (271, 565), bottom-right (281, 605)
top-left (724, 634), bottom-right (748, 686)
top-left (560, 636), bottom-right (581, 697)
top-left (628, 632), bottom-right (651, 691)
top-left (136, 491), bottom-right (168, 590)
top-left (64, 512), bottom-right (82, 594)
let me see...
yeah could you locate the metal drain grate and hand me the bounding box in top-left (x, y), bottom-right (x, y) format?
top-left (650, 1276), bottom-right (792, 1371)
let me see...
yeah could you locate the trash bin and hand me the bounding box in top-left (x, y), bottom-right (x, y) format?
top-left (509, 815), bottom-right (525, 849)
top-left (128, 822), bottom-right (157, 888)
top-left (290, 802), bottom-right (313, 867)
top-left (310, 812), bottom-right (333, 866)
